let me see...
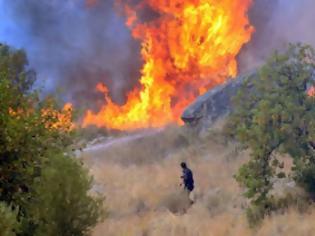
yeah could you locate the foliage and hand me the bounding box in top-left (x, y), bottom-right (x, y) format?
top-left (226, 43), bottom-right (315, 226)
top-left (0, 44), bottom-right (35, 93)
top-left (0, 202), bottom-right (20, 236)
top-left (0, 44), bottom-right (104, 235)
top-left (0, 47), bottom-right (72, 208)
top-left (25, 153), bottom-right (105, 236)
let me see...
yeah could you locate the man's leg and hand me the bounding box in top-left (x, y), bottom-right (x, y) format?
top-left (184, 188), bottom-right (194, 205)
top-left (189, 190), bottom-right (195, 204)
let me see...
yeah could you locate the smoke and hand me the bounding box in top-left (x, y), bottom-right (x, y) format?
top-left (0, 0), bottom-right (314, 109)
top-left (0, 0), bottom-right (141, 108)
top-left (239, 0), bottom-right (315, 73)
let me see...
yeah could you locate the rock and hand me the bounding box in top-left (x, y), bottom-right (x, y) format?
top-left (181, 73), bottom-right (252, 129)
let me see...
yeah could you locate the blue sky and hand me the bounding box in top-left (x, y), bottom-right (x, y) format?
top-left (0, 1), bottom-right (25, 47)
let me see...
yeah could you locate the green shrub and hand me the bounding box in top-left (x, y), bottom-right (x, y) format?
top-left (294, 162), bottom-right (315, 197)
top-left (24, 154), bottom-right (104, 236)
top-left (0, 202), bottom-right (20, 236)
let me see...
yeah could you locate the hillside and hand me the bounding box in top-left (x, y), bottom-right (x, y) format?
top-left (79, 124), bottom-right (315, 236)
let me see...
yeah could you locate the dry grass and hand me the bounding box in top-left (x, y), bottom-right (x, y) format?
top-left (79, 124), bottom-right (315, 236)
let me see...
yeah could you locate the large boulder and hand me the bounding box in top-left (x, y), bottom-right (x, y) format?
top-left (181, 74), bottom-right (251, 129)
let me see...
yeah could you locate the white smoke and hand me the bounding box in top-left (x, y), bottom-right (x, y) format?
top-left (239, 0), bottom-right (315, 73)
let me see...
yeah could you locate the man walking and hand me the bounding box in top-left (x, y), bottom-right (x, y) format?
top-left (180, 162), bottom-right (194, 203)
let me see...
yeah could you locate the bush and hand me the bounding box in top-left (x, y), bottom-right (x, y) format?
top-left (24, 154), bottom-right (104, 236)
top-left (0, 202), bottom-right (20, 236)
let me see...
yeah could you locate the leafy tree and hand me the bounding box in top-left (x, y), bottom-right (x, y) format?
top-left (226, 43), bottom-right (315, 226)
top-left (0, 44), bottom-right (35, 93)
top-left (0, 44), bottom-right (104, 235)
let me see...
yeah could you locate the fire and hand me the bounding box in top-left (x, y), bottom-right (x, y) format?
top-left (41, 103), bottom-right (74, 131)
top-left (8, 103), bottom-right (74, 132)
top-left (308, 86), bottom-right (315, 97)
top-left (83, 0), bottom-right (254, 130)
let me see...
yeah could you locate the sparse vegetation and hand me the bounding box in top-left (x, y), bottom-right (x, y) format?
top-left (88, 123), bottom-right (315, 236)
top-left (226, 43), bottom-right (315, 226)
top-left (87, 126), bottom-right (248, 236)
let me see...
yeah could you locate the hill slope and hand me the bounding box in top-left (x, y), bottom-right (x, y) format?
top-left (81, 125), bottom-right (315, 236)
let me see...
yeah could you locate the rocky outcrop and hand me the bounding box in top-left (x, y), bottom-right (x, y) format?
top-left (181, 74), bottom-right (251, 128)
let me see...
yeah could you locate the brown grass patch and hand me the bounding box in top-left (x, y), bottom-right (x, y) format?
top-left (79, 124), bottom-right (314, 236)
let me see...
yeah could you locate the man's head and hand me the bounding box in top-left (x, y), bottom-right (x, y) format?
top-left (180, 162), bottom-right (187, 169)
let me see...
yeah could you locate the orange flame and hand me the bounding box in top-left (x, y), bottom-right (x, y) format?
top-left (8, 103), bottom-right (74, 132)
top-left (83, 0), bottom-right (254, 130)
top-left (41, 103), bottom-right (75, 131)
top-left (308, 86), bottom-right (315, 97)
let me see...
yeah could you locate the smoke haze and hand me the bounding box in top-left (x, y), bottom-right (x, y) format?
top-left (0, 0), bottom-right (141, 108)
top-left (239, 0), bottom-right (315, 72)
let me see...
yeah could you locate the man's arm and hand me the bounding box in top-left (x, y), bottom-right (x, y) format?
top-left (181, 169), bottom-right (189, 182)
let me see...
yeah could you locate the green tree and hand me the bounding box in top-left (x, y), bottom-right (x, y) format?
top-left (0, 44), bottom-right (35, 93)
top-left (0, 44), bottom-right (104, 235)
top-left (226, 43), bottom-right (315, 226)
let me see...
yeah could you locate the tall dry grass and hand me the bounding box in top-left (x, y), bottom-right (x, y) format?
top-left (80, 124), bottom-right (315, 236)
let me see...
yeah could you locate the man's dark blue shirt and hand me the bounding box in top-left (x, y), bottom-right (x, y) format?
top-left (182, 167), bottom-right (194, 191)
